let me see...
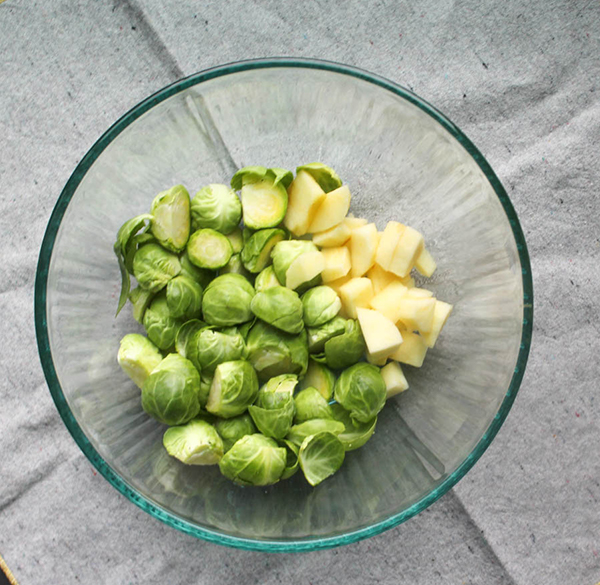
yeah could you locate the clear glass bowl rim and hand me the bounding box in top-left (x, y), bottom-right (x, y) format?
top-left (34, 57), bottom-right (533, 552)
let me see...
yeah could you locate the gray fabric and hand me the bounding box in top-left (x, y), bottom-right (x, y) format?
top-left (1, 0), bottom-right (599, 583)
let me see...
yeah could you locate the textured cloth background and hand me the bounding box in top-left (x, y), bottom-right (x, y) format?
top-left (1, 1), bottom-right (599, 584)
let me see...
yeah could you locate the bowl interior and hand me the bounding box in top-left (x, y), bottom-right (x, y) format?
top-left (37, 61), bottom-right (531, 550)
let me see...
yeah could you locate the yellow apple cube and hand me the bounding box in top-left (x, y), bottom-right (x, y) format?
top-left (388, 225), bottom-right (424, 277)
top-left (421, 300), bottom-right (453, 348)
top-left (367, 264), bottom-right (399, 295)
top-left (369, 281), bottom-right (409, 323)
top-left (390, 331), bottom-right (428, 367)
top-left (375, 221), bottom-right (404, 270)
top-left (339, 277), bottom-right (374, 319)
top-left (356, 308), bottom-right (403, 362)
top-left (312, 221), bottom-right (352, 247)
top-left (415, 248), bottom-right (437, 277)
top-left (344, 216), bottom-right (368, 230)
top-left (284, 170), bottom-right (327, 236)
top-left (400, 275), bottom-right (415, 288)
top-left (308, 185), bottom-right (351, 233)
top-left (381, 361), bottom-right (409, 398)
top-left (326, 274), bottom-right (352, 294)
top-left (405, 287), bottom-right (434, 298)
top-left (285, 250), bottom-right (325, 290)
top-left (321, 246), bottom-right (351, 283)
top-left (396, 297), bottom-right (436, 333)
top-left (349, 223), bottom-right (378, 277)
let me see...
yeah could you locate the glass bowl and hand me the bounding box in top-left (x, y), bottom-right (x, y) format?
top-left (35, 58), bottom-right (533, 551)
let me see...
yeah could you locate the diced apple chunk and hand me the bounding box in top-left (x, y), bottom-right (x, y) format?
top-left (339, 277), bottom-right (373, 319)
top-left (344, 216), bottom-right (368, 230)
top-left (285, 250), bottom-right (325, 290)
top-left (375, 221), bottom-right (404, 270)
top-left (312, 222), bottom-right (352, 247)
top-left (366, 350), bottom-right (388, 366)
top-left (326, 274), bottom-right (352, 294)
top-left (381, 361), bottom-right (409, 398)
top-left (396, 297), bottom-right (436, 333)
top-left (349, 223), bottom-right (378, 277)
top-left (415, 248), bottom-right (437, 277)
top-left (390, 331), bottom-right (428, 367)
top-left (421, 300), bottom-right (453, 348)
top-left (405, 287), bottom-right (434, 298)
top-left (367, 264), bottom-right (399, 295)
top-left (369, 281), bottom-right (408, 323)
top-left (308, 186), bottom-right (351, 233)
top-left (284, 170), bottom-right (327, 236)
top-left (388, 225), bottom-right (424, 277)
top-left (321, 246), bottom-right (351, 283)
top-left (356, 308), bottom-right (403, 363)
top-left (400, 275), bottom-right (415, 288)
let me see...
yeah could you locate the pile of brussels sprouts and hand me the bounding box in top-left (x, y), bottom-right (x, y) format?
top-left (114, 163), bottom-right (445, 487)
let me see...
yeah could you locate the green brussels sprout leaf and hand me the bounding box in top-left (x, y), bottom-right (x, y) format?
top-left (298, 432), bottom-right (345, 486)
top-left (285, 419), bottom-right (346, 447)
top-left (163, 419), bottom-right (224, 465)
top-left (293, 387), bottom-right (333, 423)
top-left (129, 286), bottom-right (154, 324)
top-left (330, 403), bottom-right (377, 451)
top-left (279, 439), bottom-right (300, 480)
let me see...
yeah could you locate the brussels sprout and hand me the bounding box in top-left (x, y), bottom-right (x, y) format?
top-left (250, 286), bottom-right (304, 334)
top-left (248, 374), bottom-right (297, 439)
top-left (298, 432), bottom-right (345, 486)
top-left (293, 387), bottom-right (333, 423)
top-left (150, 185), bottom-right (191, 252)
top-left (256, 374), bottom-right (298, 409)
top-left (296, 163), bottom-right (342, 193)
top-left (129, 286), bottom-right (154, 323)
top-left (333, 363), bottom-right (386, 423)
top-left (241, 228), bottom-right (287, 273)
top-left (190, 183), bottom-right (242, 234)
top-left (254, 265), bottom-right (282, 292)
top-left (199, 374), bottom-right (213, 408)
top-left (231, 166), bottom-right (294, 191)
top-left (323, 319), bottom-right (366, 370)
top-left (166, 275), bottom-right (203, 319)
top-left (163, 419), bottom-right (224, 465)
top-left (215, 413), bottom-right (257, 452)
top-left (114, 213), bottom-right (153, 314)
top-left (271, 240), bottom-right (319, 286)
top-left (206, 360), bottom-right (259, 418)
top-left (226, 227), bottom-right (244, 254)
top-left (133, 243), bottom-right (181, 293)
top-left (117, 333), bottom-right (163, 389)
top-left (306, 316), bottom-right (346, 353)
top-left (218, 433), bottom-right (287, 486)
top-left (125, 232), bottom-right (158, 275)
top-left (330, 403), bottom-right (377, 451)
top-left (143, 292), bottom-right (185, 350)
top-left (280, 439), bottom-right (300, 480)
top-left (141, 354), bottom-right (201, 425)
top-left (187, 228), bottom-right (233, 270)
top-left (220, 253), bottom-right (251, 278)
top-left (301, 286), bottom-right (342, 327)
top-left (246, 321), bottom-right (309, 382)
top-left (300, 359), bottom-right (336, 400)
top-left (179, 251), bottom-right (214, 289)
top-left (238, 318), bottom-right (256, 340)
top-left (286, 419), bottom-right (345, 447)
top-left (202, 273), bottom-right (255, 326)
top-left (187, 326), bottom-right (246, 375)
top-left (174, 319), bottom-right (206, 358)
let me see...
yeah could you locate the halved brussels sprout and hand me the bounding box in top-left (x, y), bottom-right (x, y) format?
top-left (241, 228), bottom-right (287, 273)
top-left (296, 163), bottom-right (342, 193)
top-left (141, 354), bottom-right (201, 425)
top-left (206, 360), bottom-right (259, 418)
top-left (129, 286), bottom-right (154, 323)
top-left (248, 374), bottom-right (297, 440)
top-left (306, 316), bottom-right (346, 354)
top-left (254, 265), bottom-right (282, 292)
top-left (214, 413), bottom-right (257, 452)
top-left (300, 359), bottom-right (336, 400)
top-left (218, 433), bottom-right (287, 486)
top-left (117, 333), bottom-right (163, 389)
top-left (186, 326), bottom-right (246, 375)
top-left (333, 363), bottom-right (386, 424)
top-left (166, 275), bottom-right (203, 319)
top-left (280, 439), bottom-right (300, 480)
top-left (330, 403), bottom-right (377, 451)
top-left (133, 243), bottom-right (181, 293)
top-left (163, 419), bottom-right (223, 465)
top-left (190, 183), bottom-right (242, 234)
top-left (202, 273), bottom-right (255, 326)
top-left (245, 321), bottom-right (309, 382)
top-left (271, 240), bottom-right (319, 286)
top-left (174, 319), bottom-right (206, 359)
top-left (301, 286), bottom-right (341, 327)
top-left (293, 387), bottom-right (333, 423)
top-left (257, 374), bottom-right (298, 409)
top-left (179, 251), bottom-right (214, 289)
top-left (250, 286), bottom-right (304, 334)
top-left (187, 228), bottom-right (233, 270)
top-left (143, 292), bottom-right (185, 350)
top-left (286, 419), bottom-right (345, 447)
top-left (298, 431), bottom-right (345, 486)
top-left (219, 253), bottom-right (251, 278)
top-left (323, 318), bottom-right (366, 370)
top-left (150, 185), bottom-right (191, 252)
